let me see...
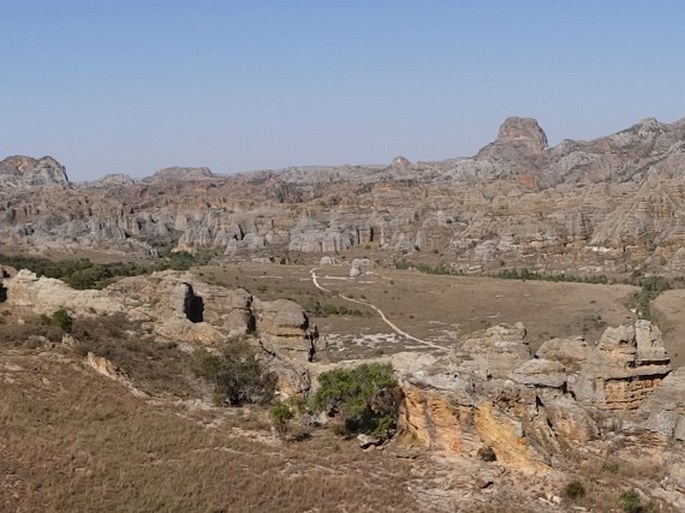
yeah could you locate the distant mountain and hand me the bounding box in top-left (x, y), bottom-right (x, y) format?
top-left (2, 115), bottom-right (685, 276)
top-left (0, 155), bottom-right (69, 188)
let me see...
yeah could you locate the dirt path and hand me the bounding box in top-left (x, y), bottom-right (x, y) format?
top-left (310, 268), bottom-right (445, 351)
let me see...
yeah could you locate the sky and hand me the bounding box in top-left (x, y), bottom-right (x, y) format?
top-left (1, 1), bottom-right (684, 181)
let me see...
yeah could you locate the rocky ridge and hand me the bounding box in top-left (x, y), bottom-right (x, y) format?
top-left (3, 116), bottom-right (685, 275)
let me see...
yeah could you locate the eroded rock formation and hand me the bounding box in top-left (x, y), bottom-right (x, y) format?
top-left (4, 116), bottom-right (685, 276)
top-left (394, 319), bottom-right (676, 477)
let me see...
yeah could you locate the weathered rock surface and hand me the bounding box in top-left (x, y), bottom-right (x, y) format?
top-left (143, 166), bottom-right (215, 182)
top-left (7, 269), bottom-right (126, 316)
top-left (457, 322), bottom-right (531, 379)
top-left (4, 116), bottom-right (685, 278)
top-left (0, 155), bottom-right (69, 188)
top-left (535, 336), bottom-right (590, 369)
top-left (634, 366), bottom-right (685, 441)
top-left (254, 298), bottom-right (311, 360)
top-left (87, 173), bottom-right (136, 187)
top-left (4, 268), bottom-right (312, 357)
top-left (509, 359), bottom-right (566, 388)
top-left (573, 320), bottom-right (671, 409)
top-left (395, 318), bottom-right (678, 486)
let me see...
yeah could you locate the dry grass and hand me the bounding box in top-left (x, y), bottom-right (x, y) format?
top-left (198, 261), bottom-right (637, 355)
top-left (0, 349), bottom-right (417, 513)
top-left (71, 314), bottom-right (205, 399)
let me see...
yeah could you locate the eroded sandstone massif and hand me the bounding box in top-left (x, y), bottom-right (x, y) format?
top-left (3, 115), bottom-right (685, 275)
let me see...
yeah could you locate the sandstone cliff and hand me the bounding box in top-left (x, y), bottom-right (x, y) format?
top-left (3, 116), bottom-right (685, 276)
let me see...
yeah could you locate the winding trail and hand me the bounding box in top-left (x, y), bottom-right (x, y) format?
top-left (310, 268), bottom-right (445, 351)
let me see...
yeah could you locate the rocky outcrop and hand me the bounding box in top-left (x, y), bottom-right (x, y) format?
top-left (4, 269), bottom-right (312, 358)
top-left (0, 155), bottom-right (69, 188)
top-left (143, 166), bottom-right (215, 182)
top-left (457, 322), bottom-right (531, 379)
top-left (476, 117), bottom-right (548, 161)
top-left (255, 298), bottom-right (312, 360)
top-left (6, 269), bottom-right (125, 316)
top-left (395, 319), bottom-right (677, 479)
top-left (87, 173), bottom-right (136, 186)
top-left (573, 320), bottom-right (672, 409)
top-left (633, 366), bottom-right (685, 441)
top-left (509, 359), bottom-right (566, 388)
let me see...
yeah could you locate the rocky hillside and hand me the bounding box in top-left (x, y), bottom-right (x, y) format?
top-left (2, 115), bottom-right (685, 275)
top-left (1, 267), bottom-right (683, 511)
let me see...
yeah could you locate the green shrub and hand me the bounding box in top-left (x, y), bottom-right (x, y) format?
top-left (618, 489), bottom-right (644, 513)
top-left (192, 338), bottom-right (277, 407)
top-left (477, 446), bottom-right (497, 462)
top-left (617, 489), bottom-right (657, 513)
top-left (270, 400), bottom-right (294, 436)
top-left (495, 268), bottom-right (609, 284)
top-left (312, 363), bottom-right (402, 437)
top-left (163, 251), bottom-right (196, 271)
top-left (161, 250), bottom-right (212, 271)
top-left (51, 309), bottom-right (73, 333)
top-left (564, 480), bottom-right (585, 500)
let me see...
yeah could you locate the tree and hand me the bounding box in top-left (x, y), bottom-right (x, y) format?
top-left (312, 363), bottom-right (402, 437)
top-left (192, 338), bottom-right (277, 406)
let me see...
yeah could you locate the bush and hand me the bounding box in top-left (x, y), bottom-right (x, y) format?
top-left (192, 338), bottom-right (277, 406)
top-left (312, 363), bottom-right (402, 437)
top-left (618, 490), bottom-right (643, 513)
top-left (477, 446), bottom-right (497, 462)
top-left (617, 489), bottom-right (657, 513)
top-left (565, 480), bottom-right (585, 500)
top-left (161, 250), bottom-right (212, 271)
top-left (52, 309), bottom-right (73, 333)
top-left (270, 400), bottom-right (294, 436)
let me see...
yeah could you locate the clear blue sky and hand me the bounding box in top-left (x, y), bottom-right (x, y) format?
top-left (1, 1), bottom-right (684, 181)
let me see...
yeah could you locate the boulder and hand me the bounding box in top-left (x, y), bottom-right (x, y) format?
top-left (459, 322), bottom-right (531, 379)
top-left (0, 264), bottom-right (17, 279)
top-left (573, 321), bottom-right (672, 409)
top-left (509, 359), bottom-right (566, 388)
top-left (254, 299), bottom-right (310, 360)
top-left (536, 389), bottom-right (599, 444)
top-left (535, 336), bottom-right (590, 369)
top-left (634, 367), bottom-right (685, 441)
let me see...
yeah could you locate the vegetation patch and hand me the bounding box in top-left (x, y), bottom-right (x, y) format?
top-left (72, 314), bottom-right (200, 398)
top-left (0, 254), bottom-right (152, 289)
top-left (495, 268), bottom-right (611, 284)
top-left (304, 299), bottom-right (368, 317)
top-left (629, 275), bottom-right (672, 320)
top-left (564, 480), bottom-right (586, 500)
top-left (192, 337), bottom-right (277, 406)
top-left (0, 250), bottom-right (213, 290)
top-left (312, 363), bottom-right (402, 437)
top-left (618, 489), bottom-right (656, 513)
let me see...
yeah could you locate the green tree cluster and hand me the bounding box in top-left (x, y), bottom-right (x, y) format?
top-left (312, 363), bottom-right (402, 437)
